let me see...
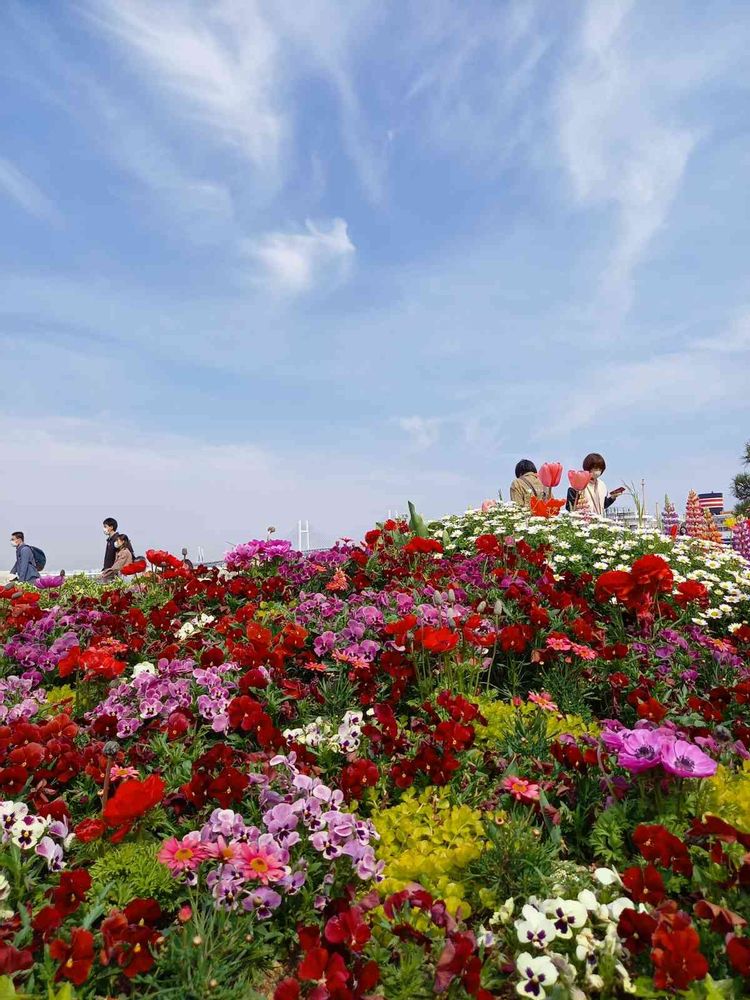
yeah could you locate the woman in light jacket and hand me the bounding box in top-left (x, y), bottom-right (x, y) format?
top-left (565, 453), bottom-right (624, 514)
top-left (510, 460), bottom-right (550, 507)
top-left (100, 534), bottom-right (135, 581)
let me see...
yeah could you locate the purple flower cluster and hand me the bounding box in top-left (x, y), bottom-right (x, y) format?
top-left (601, 723), bottom-right (717, 778)
top-left (89, 657), bottom-right (239, 737)
top-left (0, 673), bottom-right (47, 724)
top-left (224, 539), bottom-right (296, 570)
top-left (161, 754), bottom-right (381, 918)
top-left (4, 607), bottom-right (104, 673)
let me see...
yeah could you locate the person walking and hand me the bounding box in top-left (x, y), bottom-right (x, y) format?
top-left (510, 460), bottom-right (550, 507)
top-left (181, 547), bottom-right (194, 570)
top-left (101, 534), bottom-right (135, 581)
top-left (9, 531), bottom-right (41, 583)
top-left (565, 452), bottom-right (625, 514)
top-left (102, 517), bottom-right (119, 572)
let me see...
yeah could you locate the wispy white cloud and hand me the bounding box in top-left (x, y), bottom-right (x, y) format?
top-left (556, 0), bottom-right (698, 324)
top-left (77, 0), bottom-right (283, 172)
top-left (397, 416), bottom-right (442, 450)
top-left (244, 218), bottom-right (355, 294)
top-left (0, 156), bottom-right (59, 222)
top-left (695, 309), bottom-right (750, 354)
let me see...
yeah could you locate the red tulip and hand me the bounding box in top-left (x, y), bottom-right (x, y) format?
top-left (568, 469), bottom-right (591, 491)
top-left (538, 462), bottom-right (562, 488)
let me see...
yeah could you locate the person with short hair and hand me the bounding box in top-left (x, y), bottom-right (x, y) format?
top-left (566, 452), bottom-right (624, 514)
top-left (101, 534), bottom-right (135, 581)
top-left (510, 460), bottom-right (550, 506)
top-left (102, 517), bottom-right (119, 572)
top-left (9, 531), bottom-right (41, 583)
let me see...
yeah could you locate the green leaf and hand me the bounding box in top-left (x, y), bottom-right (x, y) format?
top-left (407, 501), bottom-right (428, 538)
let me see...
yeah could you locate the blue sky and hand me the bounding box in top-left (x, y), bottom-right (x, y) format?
top-left (2, 0), bottom-right (750, 569)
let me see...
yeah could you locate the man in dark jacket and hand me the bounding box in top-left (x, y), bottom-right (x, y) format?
top-left (103, 517), bottom-right (118, 571)
top-left (10, 531), bottom-right (41, 583)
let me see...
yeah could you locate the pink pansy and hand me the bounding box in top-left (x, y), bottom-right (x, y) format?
top-left (502, 776), bottom-right (540, 803)
top-left (158, 832), bottom-right (209, 874)
top-left (660, 738), bottom-right (717, 778)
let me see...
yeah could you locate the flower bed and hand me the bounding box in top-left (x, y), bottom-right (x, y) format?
top-left (0, 520), bottom-right (749, 999)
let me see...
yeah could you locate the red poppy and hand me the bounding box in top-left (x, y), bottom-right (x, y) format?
top-left (412, 626), bottom-right (459, 654)
top-left (103, 773), bottom-right (165, 827)
top-left (121, 559), bottom-right (147, 575)
top-left (674, 579), bottom-right (709, 608)
top-left (50, 870), bottom-right (92, 916)
top-left (74, 817), bottom-right (105, 843)
top-left (617, 908), bottom-right (657, 955)
top-left (49, 927), bottom-right (95, 986)
top-left (651, 923), bottom-right (708, 991)
top-left (621, 864), bottom-right (666, 904)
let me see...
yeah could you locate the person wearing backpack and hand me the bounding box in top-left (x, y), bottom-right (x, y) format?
top-left (9, 531), bottom-right (42, 583)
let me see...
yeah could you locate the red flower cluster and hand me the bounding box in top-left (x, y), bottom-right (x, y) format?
top-left (101, 898), bottom-right (162, 978)
top-left (595, 554), bottom-right (673, 611)
top-left (0, 712), bottom-right (82, 808)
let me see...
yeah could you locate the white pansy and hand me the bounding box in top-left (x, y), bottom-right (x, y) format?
top-left (11, 814), bottom-right (47, 849)
top-left (543, 898), bottom-right (589, 938)
top-left (515, 904), bottom-right (558, 949)
top-left (593, 867), bottom-right (622, 887)
top-left (132, 661), bottom-right (156, 677)
top-left (515, 953), bottom-right (558, 999)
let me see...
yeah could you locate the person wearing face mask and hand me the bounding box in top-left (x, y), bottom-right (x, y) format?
top-left (565, 452), bottom-right (625, 514)
top-left (102, 517), bottom-right (119, 572)
top-left (100, 533), bottom-right (135, 581)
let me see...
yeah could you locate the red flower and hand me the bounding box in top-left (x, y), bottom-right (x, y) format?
top-left (298, 947), bottom-right (350, 992)
top-left (617, 908), bottom-right (657, 955)
top-left (403, 537), bottom-right (443, 554)
top-left (621, 864), bottom-right (666, 904)
top-left (498, 623), bottom-right (533, 653)
top-left (383, 615), bottom-right (418, 645)
top-left (475, 534), bottom-right (501, 557)
top-left (206, 765), bottom-right (249, 808)
top-left (651, 923), bottom-right (708, 991)
top-left (412, 626), bottom-right (459, 654)
top-left (274, 980), bottom-right (300, 1000)
top-left (50, 870), bottom-right (92, 916)
top-left (633, 824), bottom-right (692, 877)
top-left (340, 759), bottom-right (379, 801)
top-left (49, 927), bottom-right (95, 986)
top-left (630, 554), bottom-right (673, 593)
top-left (727, 935), bottom-right (750, 977)
top-left (74, 817), bottom-right (105, 843)
top-left (324, 906), bottom-right (371, 952)
top-left (0, 942), bottom-right (34, 974)
top-left (674, 579), bottom-right (709, 608)
top-left (111, 924), bottom-right (159, 978)
top-left (693, 900), bottom-right (746, 935)
top-left (594, 570), bottom-right (636, 606)
top-left (103, 773), bottom-right (165, 827)
top-left (121, 559), bottom-right (147, 575)
top-left (33, 905), bottom-right (64, 940)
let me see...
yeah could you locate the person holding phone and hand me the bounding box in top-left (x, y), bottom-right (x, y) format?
top-left (566, 452), bottom-right (625, 513)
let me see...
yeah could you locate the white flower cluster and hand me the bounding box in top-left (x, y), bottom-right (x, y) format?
top-left (176, 613), bottom-right (216, 640)
top-left (283, 710), bottom-right (370, 754)
top-left (436, 503), bottom-right (750, 618)
top-left (0, 800), bottom-right (73, 872)
top-left (478, 869), bottom-right (639, 998)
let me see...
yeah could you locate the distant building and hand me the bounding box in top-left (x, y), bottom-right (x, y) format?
top-left (698, 492), bottom-right (724, 513)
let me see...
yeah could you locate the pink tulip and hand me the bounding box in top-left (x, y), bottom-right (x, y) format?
top-left (538, 462), bottom-right (563, 489)
top-left (481, 499), bottom-right (497, 512)
top-left (568, 470), bottom-right (591, 491)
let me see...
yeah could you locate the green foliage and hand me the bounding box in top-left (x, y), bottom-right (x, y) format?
top-left (137, 901), bottom-right (283, 1000)
top-left (465, 814), bottom-right (559, 911)
top-left (89, 841), bottom-right (178, 907)
top-left (371, 939), bottom-right (437, 1000)
top-left (590, 804), bottom-right (630, 866)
